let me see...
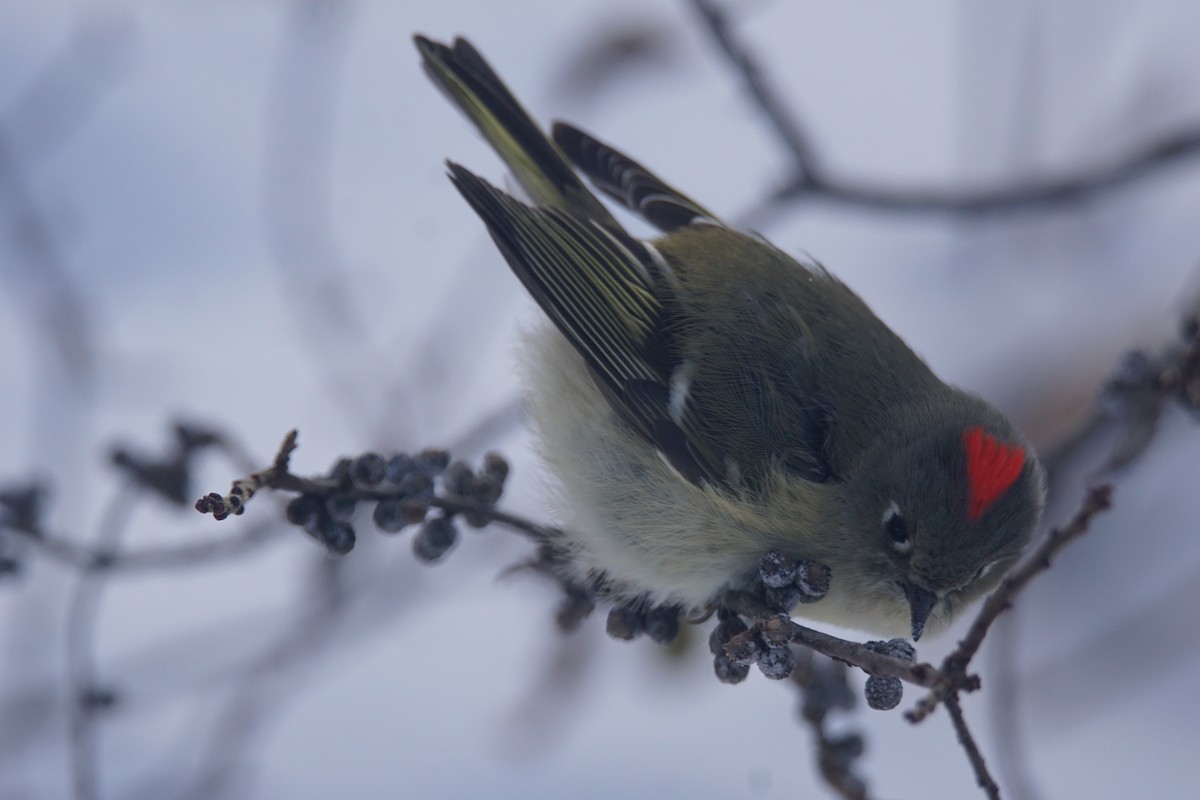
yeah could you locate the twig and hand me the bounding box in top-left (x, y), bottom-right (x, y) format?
top-left (65, 484), bottom-right (137, 800)
top-left (952, 485), bottom-right (1112, 676)
top-left (1041, 310), bottom-right (1200, 493)
top-left (181, 559), bottom-right (348, 800)
top-left (196, 430), bottom-right (562, 545)
top-left (722, 591), bottom-right (942, 688)
top-left (199, 435), bottom-right (936, 696)
top-left (688, 0), bottom-right (821, 183)
top-left (945, 692), bottom-right (1001, 800)
top-left (688, 0), bottom-right (1200, 220)
top-left (261, 0), bottom-right (385, 438)
top-left (906, 484), bottom-right (1113, 723)
top-left (774, 127), bottom-right (1200, 215)
top-left (0, 15), bottom-right (128, 393)
top-left (11, 521), bottom-right (280, 572)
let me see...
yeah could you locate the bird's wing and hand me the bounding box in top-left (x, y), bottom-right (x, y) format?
top-left (552, 123), bottom-right (719, 231)
top-left (449, 164), bottom-right (726, 486)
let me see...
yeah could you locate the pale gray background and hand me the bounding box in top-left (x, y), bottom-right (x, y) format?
top-left (2, 1), bottom-right (1199, 798)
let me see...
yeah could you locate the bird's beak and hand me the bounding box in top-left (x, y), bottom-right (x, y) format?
top-left (901, 581), bottom-right (939, 641)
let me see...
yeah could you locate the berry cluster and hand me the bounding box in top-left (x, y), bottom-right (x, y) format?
top-left (708, 608), bottom-right (752, 683)
top-left (604, 602), bottom-right (682, 645)
top-left (706, 550), bottom-right (836, 683)
top-left (710, 607), bottom-right (799, 683)
top-left (756, 549), bottom-right (831, 611)
top-left (278, 448), bottom-right (510, 561)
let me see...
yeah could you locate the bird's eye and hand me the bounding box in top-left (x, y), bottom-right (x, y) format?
top-left (882, 501), bottom-right (911, 553)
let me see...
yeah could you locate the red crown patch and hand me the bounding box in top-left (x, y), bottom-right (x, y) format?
top-left (963, 427), bottom-right (1025, 522)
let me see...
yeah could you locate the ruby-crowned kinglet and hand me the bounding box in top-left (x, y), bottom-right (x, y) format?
top-left (415, 35), bottom-right (1045, 640)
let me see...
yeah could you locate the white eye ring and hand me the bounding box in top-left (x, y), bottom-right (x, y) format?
top-left (882, 501), bottom-right (911, 553)
top-left (974, 561), bottom-right (1000, 582)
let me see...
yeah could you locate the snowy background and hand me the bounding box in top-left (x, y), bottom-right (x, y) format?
top-left (2, 1), bottom-right (1199, 798)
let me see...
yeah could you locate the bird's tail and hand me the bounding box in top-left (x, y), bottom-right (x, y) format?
top-left (413, 35), bottom-right (615, 225)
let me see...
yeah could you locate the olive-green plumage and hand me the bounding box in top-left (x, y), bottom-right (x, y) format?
top-left (416, 34), bottom-right (1045, 639)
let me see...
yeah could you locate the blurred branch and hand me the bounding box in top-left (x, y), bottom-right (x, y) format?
top-left (65, 484), bottom-right (137, 800)
top-left (770, 127), bottom-right (1200, 216)
top-left (2, 423), bottom-right (274, 573)
top-left (1041, 302), bottom-right (1200, 492)
top-left (0, 138), bottom-right (95, 391)
top-left (181, 558), bottom-right (348, 800)
top-left (2, 423), bottom-right (270, 800)
top-left (0, 15), bottom-right (133, 165)
top-left (12, 522), bottom-right (280, 573)
top-left (688, 0), bottom-right (1200, 222)
top-left (0, 15), bottom-right (132, 395)
top-left (261, 0), bottom-right (389, 436)
top-left (789, 653), bottom-right (871, 800)
top-left (720, 592), bottom-right (941, 689)
top-left (688, 0), bottom-right (820, 183)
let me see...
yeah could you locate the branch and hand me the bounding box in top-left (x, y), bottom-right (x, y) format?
top-left (774, 128), bottom-right (1200, 216)
top-left (906, 483), bottom-right (1113, 723)
top-left (65, 484), bottom-right (137, 800)
top-left (688, 0), bottom-right (1200, 220)
top-left (195, 430), bottom-right (562, 555)
top-left (904, 302), bottom-right (1200, 729)
top-left (946, 486), bottom-right (1112, 675)
top-left (10, 522), bottom-right (280, 572)
top-left (945, 693), bottom-right (1001, 800)
top-left (688, 0), bottom-right (821, 183)
top-left (1042, 308), bottom-right (1200, 489)
top-left (181, 301), bottom-right (1199, 800)
top-left (721, 591), bottom-right (942, 689)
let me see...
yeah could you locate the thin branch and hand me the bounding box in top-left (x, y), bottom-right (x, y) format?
top-left (10, 521), bottom-right (281, 572)
top-left (790, 652), bottom-right (872, 800)
top-left (196, 430), bottom-right (562, 545)
top-left (688, 0), bottom-right (821, 183)
top-left (722, 591), bottom-right (942, 688)
top-left (689, 0), bottom-right (1200, 220)
top-left (903, 303), bottom-right (1198, 728)
top-left (65, 484), bottom-right (137, 800)
top-left (906, 484), bottom-right (1113, 723)
top-left (0, 136), bottom-right (95, 390)
top-left (945, 692), bottom-right (1001, 800)
top-left (0, 15), bottom-right (129, 396)
top-left (181, 559), bottom-right (348, 800)
top-left (952, 485), bottom-right (1112, 676)
top-left (776, 127), bottom-right (1200, 215)
top-left (261, 0), bottom-right (385, 437)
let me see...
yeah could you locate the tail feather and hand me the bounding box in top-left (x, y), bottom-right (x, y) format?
top-left (414, 35), bottom-right (614, 224)
top-left (552, 122), bottom-right (718, 231)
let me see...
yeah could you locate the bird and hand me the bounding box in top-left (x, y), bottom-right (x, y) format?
top-left (414, 34), bottom-right (1045, 640)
